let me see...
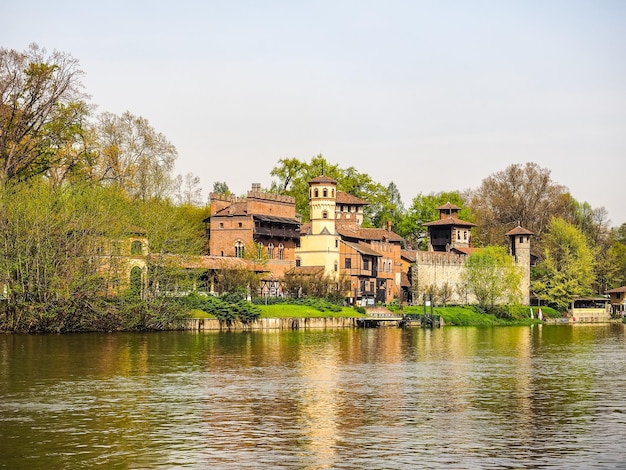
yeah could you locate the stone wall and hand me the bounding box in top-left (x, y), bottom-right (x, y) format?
top-left (187, 317), bottom-right (359, 331)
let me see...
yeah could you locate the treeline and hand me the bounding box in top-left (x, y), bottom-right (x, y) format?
top-left (0, 45), bottom-right (209, 331)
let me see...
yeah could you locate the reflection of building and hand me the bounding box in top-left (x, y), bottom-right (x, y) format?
top-left (205, 183), bottom-right (301, 280)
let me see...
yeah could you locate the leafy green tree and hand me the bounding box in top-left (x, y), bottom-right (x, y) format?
top-left (270, 154), bottom-right (402, 228)
top-left (212, 181), bottom-right (231, 195)
top-left (462, 246), bottom-right (523, 311)
top-left (532, 217), bottom-right (596, 310)
top-left (0, 44), bottom-right (90, 182)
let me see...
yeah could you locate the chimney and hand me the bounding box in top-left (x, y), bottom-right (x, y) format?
top-left (251, 183), bottom-right (261, 192)
top-left (387, 220), bottom-right (393, 231)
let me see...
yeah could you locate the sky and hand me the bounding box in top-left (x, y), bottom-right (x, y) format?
top-left (4, 1), bottom-right (626, 225)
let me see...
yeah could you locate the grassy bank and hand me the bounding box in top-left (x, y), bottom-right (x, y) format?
top-left (401, 305), bottom-right (561, 326)
top-left (257, 304), bottom-right (363, 318)
top-left (188, 299), bottom-right (560, 326)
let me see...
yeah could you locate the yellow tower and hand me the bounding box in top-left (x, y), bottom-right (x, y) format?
top-left (296, 175), bottom-right (341, 279)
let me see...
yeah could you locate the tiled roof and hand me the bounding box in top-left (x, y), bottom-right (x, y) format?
top-left (606, 286), bottom-right (626, 293)
top-left (423, 216), bottom-right (475, 227)
top-left (213, 201), bottom-right (249, 217)
top-left (337, 227), bottom-right (405, 243)
top-left (149, 255), bottom-right (268, 272)
top-left (342, 240), bottom-right (383, 257)
top-left (505, 225), bottom-right (534, 236)
top-left (336, 191), bottom-right (368, 205)
top-left (401, 249), bottom-right (417, 262)
top-left (285, 265), bottom-right (325, 276)
top-left (437, 202), bottom-right (462, 211)
top-left (309, 175), bottom-right (337, 184)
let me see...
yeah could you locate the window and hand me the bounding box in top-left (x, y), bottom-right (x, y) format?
top-left (314, 188), bottom-right (319, 197)
top-left (464, 231), bottom-right (467, 240)
top-left (345, 258), bottom-right (352, 269)
top-left (238, 222), bottom-right (242, 228)
top-left (131, 240), bottom-right (142, 256)
top-left (278, 243), bottom-right (284, 260)
top-left (519, 236), bottom-right (524, 243)
top-left (257, 244), bottom-right (263, 259)
top-left (234, 240), bottom-right (244, 258)
top-left (332, 189), bottom-right (335, 197)
top-left (219, 222), bottom-right (224, 229)
top-left (295, 257), bottom-right (301, 267)
top-left (334, 261), bottom-right (338, 272)
top-left (323, 211), bottom-right (328, 219)
top-left (267, 242), bottom-right (274, 259)
top-left (363, 258), bottom-right (370, 271)
top-left (335, 239), bottom-right (338, 248)
top-left (323, 188), bottom-right (328, 197)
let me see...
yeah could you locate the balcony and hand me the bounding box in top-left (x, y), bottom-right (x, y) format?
top-left (254, 226), bottom-right (300, 240)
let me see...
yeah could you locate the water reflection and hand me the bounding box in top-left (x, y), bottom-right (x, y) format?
top-left (0, 325), bottom-right (625, 468)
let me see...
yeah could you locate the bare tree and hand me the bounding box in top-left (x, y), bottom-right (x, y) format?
top-left (94, 111), bottom-right (177, 200)
top-left (0, 44), bottom-right (89, 182)
top-left (468, 162), bottom-right (571, 246)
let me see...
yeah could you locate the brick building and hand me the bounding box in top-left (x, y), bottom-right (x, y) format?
top-left (205, 183), bottom-right (301, 280)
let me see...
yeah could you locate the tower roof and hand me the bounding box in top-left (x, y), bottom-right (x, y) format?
top-left (309, 175), bottom-right (337, 185)
top-left (505, 225), bottom-right (534, 236)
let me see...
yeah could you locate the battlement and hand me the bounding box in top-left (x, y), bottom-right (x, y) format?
top-left (209, 186), bottom-right (295, 206)
top-left (246, 190), bottom-right (295, 204)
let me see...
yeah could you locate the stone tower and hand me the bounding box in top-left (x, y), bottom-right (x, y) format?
top-left (506, 225), bottom-right (534, 305)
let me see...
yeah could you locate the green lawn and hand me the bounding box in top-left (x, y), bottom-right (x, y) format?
top-left (258, 304), bottom-right (364, 318)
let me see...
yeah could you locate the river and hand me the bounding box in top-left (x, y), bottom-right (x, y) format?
top-left (1, 324), bottom-right (625, 469)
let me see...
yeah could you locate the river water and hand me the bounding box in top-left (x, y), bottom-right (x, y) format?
top-left (1, 324), bottom-right (625, 469)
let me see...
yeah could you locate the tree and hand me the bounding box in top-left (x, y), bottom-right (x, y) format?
top-left (468, 162), bottom-right (571, 247)
top-left (174, 172), bottom-right (203, 206)
top-left (94, 111), bottom-right (177, 200)
top-left (270, 154), bottom-right (402, 227)
top-left (532, 217), bottom-right (596, 310)
top-left (0, 44), bottom-right (90, 182)
top-left (462, 246), bottom-right (523, 311)
top-left (212, 181), bottom-right (230, 195)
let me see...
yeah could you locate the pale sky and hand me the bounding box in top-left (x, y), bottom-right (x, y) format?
top-left (4, 1), bottom-right (626, 225)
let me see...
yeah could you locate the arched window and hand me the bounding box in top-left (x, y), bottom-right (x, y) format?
top-left (314, 188), bottom-right (319, 198)
top-left (234, 240), bottom-right (245, 258)
top-left (323, 211), bottom-right (328, 219)
top-left (257, 243), bottom-right (264, 259)
top-left (323, 188), bottom-right (328, 197)
top-left (267, 242), bottom-right (274, 259)
top-left (278, 243), bottom-right (284, 260)
top-left (334, 261), bottom-right (338, 272)
top-left (131, 240), bottom-right (142, 255)
top-left (332, 189), bottom-right (335, 197)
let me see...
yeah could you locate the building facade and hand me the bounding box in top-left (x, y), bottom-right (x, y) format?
top-left (296, 176), bottom-right (406, 305)
top-left (206, 183), bottom-right (301, 280)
